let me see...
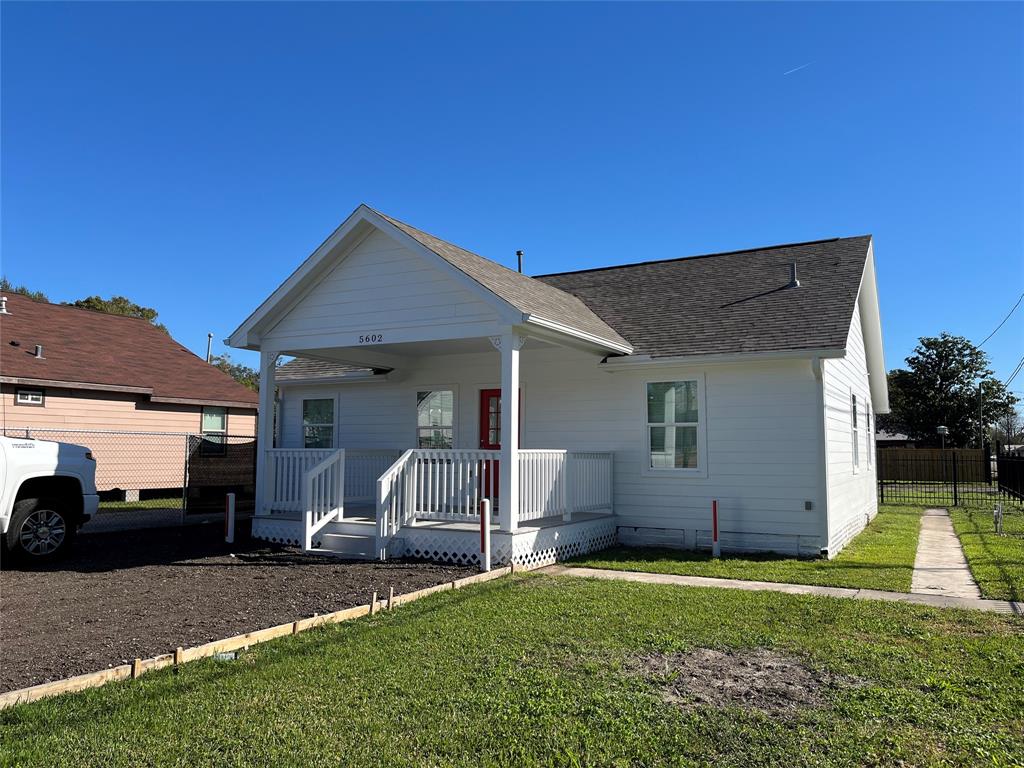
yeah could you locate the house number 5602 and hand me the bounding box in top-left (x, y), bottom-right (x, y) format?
top-left (358, 334), bottom-right (383, 344)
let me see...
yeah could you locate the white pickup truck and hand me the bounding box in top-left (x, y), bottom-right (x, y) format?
top-left (0, 436), bottom-right (100, 562)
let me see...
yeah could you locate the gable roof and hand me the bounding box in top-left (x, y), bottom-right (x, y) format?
top-left (372, 209), bottom-right (631, 350)
top-left (228, 204), bottom-right (632, 354)
top-left (535, 236), bottom-right (873, 358)
top-left (276, 356), bottom-right (371, 382)
top-left (0, 293), bottom-right (259, 408)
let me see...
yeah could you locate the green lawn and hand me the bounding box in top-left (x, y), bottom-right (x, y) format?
top-left (99, 497), bottom-right (181, 512)
top-left (567, 505), bottom-right (923, 592)
top-left (2, 576), bottom-right (1021, 767)
top-left (949, 505), bottom-right (1024, 602)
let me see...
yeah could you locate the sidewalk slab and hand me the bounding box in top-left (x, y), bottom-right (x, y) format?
top-left (910, 508), bottom-right (982, 599)
top-left (544, 565), bottom-right (1023, 615)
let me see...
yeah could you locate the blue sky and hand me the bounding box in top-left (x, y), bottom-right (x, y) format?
top-left (2, 2), bottom-right (1022, 391)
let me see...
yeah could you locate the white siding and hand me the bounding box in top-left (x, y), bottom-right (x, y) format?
top-left (822, 295), bottom-right (878, 553)
top-left (279, 347), bottom-right (828, 556)
top-left (265, 230), bottom-right (501, 346)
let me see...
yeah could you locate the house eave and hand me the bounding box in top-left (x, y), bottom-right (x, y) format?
top-left (0, 376), bottom-right (154, 396)
top-left (522, 314), bottom-right (634, 355)
top-left (601, 347), bottom-right (846, 370)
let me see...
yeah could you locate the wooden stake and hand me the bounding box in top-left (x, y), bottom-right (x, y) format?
top-left (387, 586), bottom-right (394, 610)
top-left (292, 621), bottom-right (300, 635)
top-left (131, 659), bottom-right (142, 679)
top-left (174, 647), bottom-right (184, 666)
top-left (370, 591), bottom-right (378, 615)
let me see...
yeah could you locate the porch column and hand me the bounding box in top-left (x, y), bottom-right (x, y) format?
top-left (493, 333), bottom-right (525, 532)
top-left (254, 349), bottom-right (277, 516)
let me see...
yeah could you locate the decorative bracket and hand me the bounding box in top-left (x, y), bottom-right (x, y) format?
top-left (489, 335), bottom-right (527, 351)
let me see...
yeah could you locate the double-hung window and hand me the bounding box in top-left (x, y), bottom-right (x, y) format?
top-left (417, 390), bottom-right (454, 448)
top-left (851, 393), bottom-right (860, 470)
top-left (201, 406), bottom-right (228, 456)
top-left (646, 380), bottom-right (702, 472)
top-left (866, 402), bottom-right (873, 468)
top-left (302, 399), bottom-right (334, 449)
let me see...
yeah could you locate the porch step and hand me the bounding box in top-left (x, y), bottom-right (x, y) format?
top-left (318, 532), bottom-right (376, 559)
top-left (324, 519), bottom-right (376, 536)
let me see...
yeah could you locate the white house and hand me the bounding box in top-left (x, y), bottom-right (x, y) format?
top-left (228, 204), bottom-right (887, 566)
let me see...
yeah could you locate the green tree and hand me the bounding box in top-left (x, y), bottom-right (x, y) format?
top-left (69, 295), bottom-right (168, 332)
top-left (210, 354), bottom-right (259, 391)
top-left (0, 276), bottom-right (48, 302)
top-left (878, 333), bottom-right (1018, 447)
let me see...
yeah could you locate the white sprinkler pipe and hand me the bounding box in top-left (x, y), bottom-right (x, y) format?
top-left (480, 498), bottom-right (492, 572)
top-left (712, 499), bottom-right (721, 558)
top-left (225, 492), bottom-right (236, 544)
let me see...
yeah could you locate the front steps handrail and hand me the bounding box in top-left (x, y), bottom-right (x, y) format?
top-left (303, 449), bottom-right (346, 550)
top-left (375, 449), bottom-right (417, 559)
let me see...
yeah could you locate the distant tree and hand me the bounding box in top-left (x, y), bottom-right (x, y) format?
top-left (991, 406), bottom-right (1023, 447)
top-left (0, 276), bottom-right (48, 302)
top-left (69, 295), bottom-right (168, 333)
top-left (210, 354), bottom-right (259, 391)
top-left (877, 333), bottom-right (1018, 447)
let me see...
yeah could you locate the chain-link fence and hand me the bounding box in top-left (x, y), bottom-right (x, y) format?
top-left (2, 428), bottom-right (257, 533)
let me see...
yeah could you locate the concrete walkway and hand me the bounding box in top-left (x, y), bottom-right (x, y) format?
top-left (543, 565), bottom-right (1023, 615)
top-left (910, 508), bottom-right (982, 599)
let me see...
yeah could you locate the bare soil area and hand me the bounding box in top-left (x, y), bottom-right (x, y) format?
top-left (0, 522), bottom-right (474, 692)
top-left (632, 647), bottom-right (859, 714)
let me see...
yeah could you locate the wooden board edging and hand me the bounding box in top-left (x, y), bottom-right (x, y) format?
top-left (0, 564), bottom-right (515, 711)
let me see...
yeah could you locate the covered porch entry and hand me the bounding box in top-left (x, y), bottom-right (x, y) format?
top-left (228, 205), bottom-right (631, 565)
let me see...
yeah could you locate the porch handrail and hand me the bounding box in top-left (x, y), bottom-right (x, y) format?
top-left (375, 449), bottom-right (417, 559)
top-left (303, 449), bottom-right (346, 550)
top-left (265, 448), bottom-right (335, 514)
top-left (519, 450), bottom-right (614, 522)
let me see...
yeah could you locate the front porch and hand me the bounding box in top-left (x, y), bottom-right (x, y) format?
top-left (252, 448), bottom-right (616, 566)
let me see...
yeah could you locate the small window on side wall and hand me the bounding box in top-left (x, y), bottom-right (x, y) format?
top-left (15, 389), bottom-right (44, 406)
top-left (303, 399), bottom-right (334, 449)
top-left (646, 380), bottom-right (702, 472)
top-left (201, 406), bottom-right (228, 456)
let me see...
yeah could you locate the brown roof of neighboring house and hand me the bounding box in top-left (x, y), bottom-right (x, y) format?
top-left (0, 293), bottom-right (258, 408)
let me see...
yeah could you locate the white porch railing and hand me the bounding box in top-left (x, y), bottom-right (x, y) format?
top-left (303, 450), bottom-right (345, 550)
top-left (519, 450), bottom-right (614, 522)
top-left (345, 449), bottom-right (402, 503)
top-left (266, 448), bottom-right (336, 513)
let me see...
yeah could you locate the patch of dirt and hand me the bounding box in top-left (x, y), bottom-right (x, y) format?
top-left (631, 648), bottom-right (859, 714)
top-left (0, 522), bottom-right (474, 693)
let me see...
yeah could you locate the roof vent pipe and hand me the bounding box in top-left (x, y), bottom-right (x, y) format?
top-left (0, 296), bottom-right (8, 314)
top-left (34, 344), bottom-right (44, 359)
top-left (516, 250), bottom-right (524, 274)
top-left (788, 262), bottom-right (801, 288)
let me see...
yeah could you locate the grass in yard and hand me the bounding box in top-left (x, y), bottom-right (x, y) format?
top-left (949, 504), bottom-right (1024, 602)
top-left (99, 497), bottom-right (181, 512)
top-left (1, 575), bottom-right (1021, 767)
top-left (566, 505), bottom-right (923, 592)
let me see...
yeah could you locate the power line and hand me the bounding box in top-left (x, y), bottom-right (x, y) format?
top-left (978, 291), bottom-right (1024, 348)
top-left (1005, 354), bottom-right (1024, 387)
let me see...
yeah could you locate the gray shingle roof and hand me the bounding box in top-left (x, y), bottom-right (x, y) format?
top-left (535, 236), bottom-right (872, 358)
top-left (373, 209), bottom-right (631, 349)
top-left (276, 357), bottom-right (372, 381)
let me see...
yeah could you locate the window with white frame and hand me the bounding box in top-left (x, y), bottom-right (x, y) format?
top-left (201, 406), bottom-right (228, 455)
top-left (866, 402), bottom-right (873, 468)
top-left (417, 390), bottom-right (454, 448)
top-left (851, 393), bottom-right (860, 469)
top-left (15, 388), bottom-right (44, 406)
top-left (646, 381), bottom-right (700, 470)
top-left (302, 399), bottom-right (334, 449)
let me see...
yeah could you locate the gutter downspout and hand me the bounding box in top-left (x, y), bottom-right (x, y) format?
top-left (811, 356), bottom-right (832, 558)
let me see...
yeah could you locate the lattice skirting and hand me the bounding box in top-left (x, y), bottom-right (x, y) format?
top-left (398, 517), bottom-right (618, 567)
top-left (252, 517), bottom-right (304, 547)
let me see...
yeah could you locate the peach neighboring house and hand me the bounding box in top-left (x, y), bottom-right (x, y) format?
top-left (0, 292), bottom-right (258, 498)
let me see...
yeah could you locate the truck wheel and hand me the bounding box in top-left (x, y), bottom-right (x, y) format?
top-left (6, 498), bottom-right (75, 563)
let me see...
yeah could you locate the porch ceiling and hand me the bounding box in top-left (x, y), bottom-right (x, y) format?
top-left (284, 334), bottom-right (557, 367)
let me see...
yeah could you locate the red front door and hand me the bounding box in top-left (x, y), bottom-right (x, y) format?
top-left (479, 389), bottom-right (502, 498)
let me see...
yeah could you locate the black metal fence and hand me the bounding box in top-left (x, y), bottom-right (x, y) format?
top-left (2, 428), bottom-right (257, 531)
top-left (878, 445), bottom-right (1023, 508)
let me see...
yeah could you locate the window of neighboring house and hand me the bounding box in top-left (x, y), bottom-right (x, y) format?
top-left (851, 393), bottom-right (860, 470)
top-left (417, 390), bottom-right (454, 448)
top-left (302, 399), bottom-right (334, 449)
top-left (201, 406), bottom-right (228, 456)
top-left (15, 388), bottom-right (44, 406)
top-left (646, 380), bottom-right (702, 472)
